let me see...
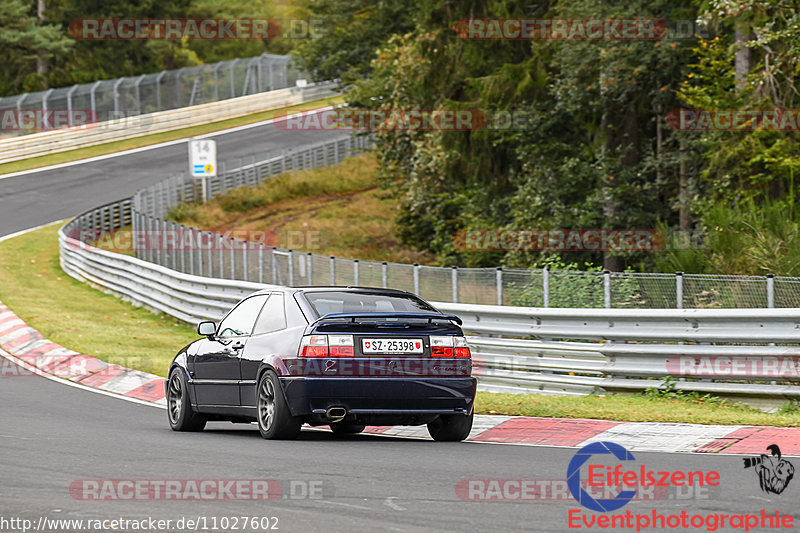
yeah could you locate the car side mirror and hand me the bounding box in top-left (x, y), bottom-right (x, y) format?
top-left (197, 321), bottom-right (217, 337)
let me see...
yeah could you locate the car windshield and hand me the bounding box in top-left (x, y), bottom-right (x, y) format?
top-left (304, 291), bottom-right (436, 317)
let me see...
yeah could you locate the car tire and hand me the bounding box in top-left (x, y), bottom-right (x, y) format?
top-left (427, 413), bottom-right (473, 442)
top-left (330, 422), bottom-right (366, 436)
top-left (167, 369), bottom-right (207, 432)
top-left (257, 370), bottom-right (301, 440)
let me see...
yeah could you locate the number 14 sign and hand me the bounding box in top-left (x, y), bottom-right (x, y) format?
top-left (188, 138), bottom-right (217, 178)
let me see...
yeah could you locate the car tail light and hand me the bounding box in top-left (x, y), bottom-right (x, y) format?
top-left (328, 334), bottom-right (354, 357)
top-left (454, 336), bottom-right (471, 358)
top-left (300, 335), bottom-right (328, 357)
top-left (430, 336), bottom-right (454, 357)
top-left (430, 336), bottom-right (471, 358)
top-left (300, 335), bottom-right (354, 357)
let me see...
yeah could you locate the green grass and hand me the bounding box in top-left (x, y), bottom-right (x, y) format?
top-left (0, 223), bottom-right (198, 376)
top-left (475, 391), bottom-right (800, 427)
top-left (3, 223), bottom-right (800, 425)
top-left (0, 95), bottom-right (344, 176)
top-left (167, 153), bottom-right (437, 264)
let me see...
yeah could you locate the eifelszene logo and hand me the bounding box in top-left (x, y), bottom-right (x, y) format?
top-left (566, 441), bottom-right (721, 513)
top-left (743, 445), bottom-right (795, 495)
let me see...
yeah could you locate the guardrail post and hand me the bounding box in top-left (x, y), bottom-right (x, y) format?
top-left (603, 270), bottom-right (611, 309)
top-left (413, 263), bottom-right (420, 295)
top-left (329, 256), bottom-right (335, 284)
top-left (451, 266), bottom-right (459, 303)
top-left (496, 267), bottom-right (503, 306)
top-left (307, 253), bottom-right (313, 285)
top-left (543, 267), bottom-right (550, 308)
top-left (288, 250), bottom-right (295, 286)
top-left (676, 271), bottom-right (683, 309)
top-left (767, 274), bottom-right (775, 308)
top-left (353, 259), bottom-right (359, 286)
top-left (382, 261), bottom-right (388, 288)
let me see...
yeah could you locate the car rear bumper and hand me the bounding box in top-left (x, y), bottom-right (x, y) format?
top-left (280, 376), bottom-right (477, 417)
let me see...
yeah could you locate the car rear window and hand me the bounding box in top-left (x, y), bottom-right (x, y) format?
top-left (304, 291), bottom-right (436, 317)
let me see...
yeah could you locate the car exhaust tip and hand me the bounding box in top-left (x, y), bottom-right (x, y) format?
top-left (326, 406), bottom-right (347, 422)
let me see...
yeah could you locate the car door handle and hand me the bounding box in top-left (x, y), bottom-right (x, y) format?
top-left (231, 342), bottom-right (245, 350)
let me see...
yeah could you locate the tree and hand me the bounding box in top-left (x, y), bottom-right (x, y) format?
top-left (0, 0), bottom-right (72, 94)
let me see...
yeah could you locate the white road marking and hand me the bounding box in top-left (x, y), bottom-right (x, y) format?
top-left (0, 347), bottom-right (164, 410)
top-left (0, 219), bottom-right (67, 241)
top-left (384, 497), bottom-right (406, 511)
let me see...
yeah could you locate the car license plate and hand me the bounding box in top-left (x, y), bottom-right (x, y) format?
top-left (361, 338), bottom-right (423, 354)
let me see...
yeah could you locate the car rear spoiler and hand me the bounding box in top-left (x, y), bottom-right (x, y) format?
top-left (314, 312), bottom-right (463, 326)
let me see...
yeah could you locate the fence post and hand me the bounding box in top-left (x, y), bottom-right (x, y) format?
top-left (767, 274), bottom-right (775, 308)
top-left (288, 250), bottom-right (294, 286)
top-left (258, 243), bottom-right (264, 283)
top-left (382, 261), bottom-right (388, 288)
top-left (229, 239), bottom-right (236, 280)
top-left (543, 267), bottom-right (550, 308)
top-left (206, 232), bottom-right (213, 277)
top-left (272, 249), bottom-right (278, 284)
top-left (218, 235), bottom-right (224, 278)
top-left (242, 242), bottom-right (248, 282)
top-left (330, 256), bottom-right (335, 284)
top-left (353, 259), bottom-right (359, 286)
top-left (451, 266), bottom-right (459, 303)
top-left (89, 81), bottom-right (101, 120)
top-left (41, 89), bottom-right (53, 131)
top-left (307, 253), bottom-right (313, 285)
top-left (156, 71), bottom-right (166, 111)
top-left (603, 270), bottom-right (611, 309)
top-left (676, 271), bottom-right (683, 309)
top-left (67, 85), bottom-right (78, 127)
top-left (413, 263), bottom-right (420, 295)
top-left (230, 58), bottom-right (239, 98)
top-left (180, 227), bottom-right (186, 273)
top-left (496, 267), bottom-right (503, 306)
top-left (113, 78), bottom-right (124, 118)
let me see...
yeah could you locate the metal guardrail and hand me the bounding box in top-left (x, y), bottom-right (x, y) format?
top-left (0, 54), bottom-right (295, 135)
top-left (54, 135), bottom-right (800, 409)
top-left (0, 82), bottom-right (338, 164)
top-left (59, 222), bottom-right (800, 407)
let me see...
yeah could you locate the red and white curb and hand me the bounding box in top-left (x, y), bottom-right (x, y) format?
top-left (366, 416), bottom-right (800, 455)
top-left (1, 298), bottom-right (798, 454)
top-left (0, 301), bottom-right (167, 406)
